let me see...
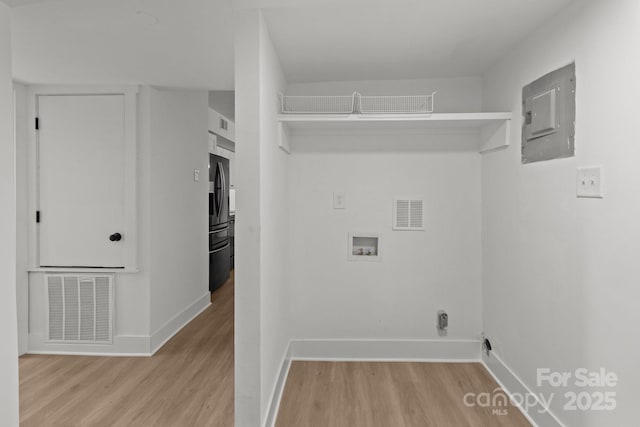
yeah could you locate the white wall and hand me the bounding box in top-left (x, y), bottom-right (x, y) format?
top-left (209, 90), bottom-right (235, 121)
top-left (482, 0), bottom-right (640, 425)
top-left (235, 10), bottom-right (263, 427)
top-left (0, 2), bottom-right (20, 425)
top-left (259, 14), bottom-right (290, 425)
top-left (287, 78), bottom-right (484, 349)
top-left (289, 151), bottom-right (482, 341)
top-left (146, 87), bottom-right (210, 344)
top-left (235, 9), bottom-right (291, 427)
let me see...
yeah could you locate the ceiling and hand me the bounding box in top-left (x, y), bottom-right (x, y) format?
top-left (9, 0), bottom-right (575, 88)
top-left (10, 0), bottom-right (235, 88)
top-left (2, 0), bottom-right (59, 6)
top-left (262, 0), bottom-right (575, 83)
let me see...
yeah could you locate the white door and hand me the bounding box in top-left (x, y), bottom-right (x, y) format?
top-left (38, 95), bottom-right (126, 268)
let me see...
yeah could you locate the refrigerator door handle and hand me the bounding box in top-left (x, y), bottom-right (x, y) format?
top-left (218, 161), bottom-right (226, 218)
top-left (214, 162), bottom-right (222, 217)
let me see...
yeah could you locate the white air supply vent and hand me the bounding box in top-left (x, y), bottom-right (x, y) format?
top-left (46, 275), bottom-right (113, 344)
top-left (393, 198), bottom-right (425, 231)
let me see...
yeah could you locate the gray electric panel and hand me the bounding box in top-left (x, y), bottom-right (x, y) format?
top-left (522, 63), bottom-right (576, 163)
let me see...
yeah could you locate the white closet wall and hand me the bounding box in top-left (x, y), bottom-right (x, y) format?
top-left (287, 77), bottom-right (485, 355)
top-left (482, 0), bottom-right (640, 425)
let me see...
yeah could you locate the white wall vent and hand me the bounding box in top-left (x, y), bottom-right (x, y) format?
top-left (393, 198), bottom-right (425, 231)
top-left (46, 274), bottom-right (113, 344)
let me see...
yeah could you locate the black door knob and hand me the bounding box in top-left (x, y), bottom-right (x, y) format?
top-left (109, 233), bottom-right (122, 242)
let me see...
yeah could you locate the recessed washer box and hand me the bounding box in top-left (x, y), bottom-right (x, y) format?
top-left (522, 63), bottom-right (576, 163)
top-left (348, 232), bottom-right (381, 262)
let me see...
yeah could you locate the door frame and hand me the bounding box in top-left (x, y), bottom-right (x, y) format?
top-left (26, 85), bottom-right (139, 272)
top-left (14, 83), bottom-right (28, 355)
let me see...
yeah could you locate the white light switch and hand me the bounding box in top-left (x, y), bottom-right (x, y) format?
top-left (193, 169), bottom-right (200, 182)
top-left (333, 192), bottom-right (346, 209)
top-left (577, 166), bottom-right (603, 198)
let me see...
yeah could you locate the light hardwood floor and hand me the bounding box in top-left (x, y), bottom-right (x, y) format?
top-left (19, 273), bottom-right (234, 427)
top-left (276, 361), bottom-right (531, 427)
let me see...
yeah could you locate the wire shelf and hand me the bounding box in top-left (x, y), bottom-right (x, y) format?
top-left (279, 92), bottom-right (437, 114)
top-left (359, 92), bottom-right (436, 114)
top-left (280, 92), bottom-right (357, 114)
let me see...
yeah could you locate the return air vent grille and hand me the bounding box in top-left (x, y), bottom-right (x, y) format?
top-left (393, 198), bottom-right (425, 231)
top-left (46, 274), bottom-right (113, 344)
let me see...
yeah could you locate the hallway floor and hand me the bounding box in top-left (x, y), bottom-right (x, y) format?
top-left (19, 273), bottom-right (234, 427)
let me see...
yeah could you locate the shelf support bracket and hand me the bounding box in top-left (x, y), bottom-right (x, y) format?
top-left (479, 120), bottom-right (511, 154)
top-left (277, 122), bottom-right (291, 154)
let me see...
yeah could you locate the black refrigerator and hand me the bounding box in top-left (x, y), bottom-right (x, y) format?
top-left (209, 154), bottom-right (230, 292)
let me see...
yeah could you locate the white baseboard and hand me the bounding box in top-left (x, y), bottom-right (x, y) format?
top-left (27, 334), bottom-right (152, 356)
top-left (263, 342), bottom-right (292, 427)
top-left (150, 292), bottom-right (211, 354)
top-left (289, 339), bottom-right (481, 362)
top-left (482, 351), bottom-right (565, 427)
